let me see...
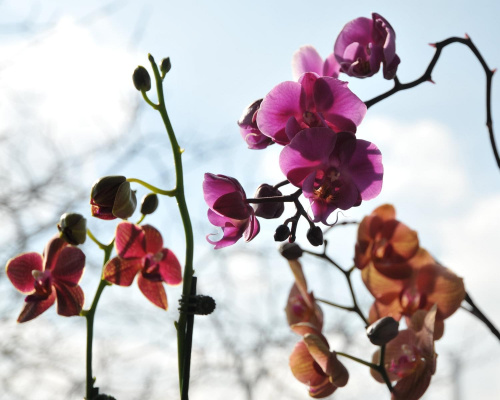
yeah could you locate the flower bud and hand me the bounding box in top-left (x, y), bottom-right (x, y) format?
top-left (279, 242), bottom-right (303, 260)
top-left (90, 176), bottom-right (137, 220)
top-left (140, 193), bottom-right (159, 215)
top-left (274, 224), bottom-right (290, 241)
top-left (160, 57), bottom-right (172, 75)
top-left (366, 316), bottom-right (399, 345)
top-left (252, 184), bottom-right (284, 219)
top-left (132, 66), bottom-right (151, 91)
top-left (58, 213), bottom-right (87, 245)
top-left (306, 226), bottom-right (323, 246)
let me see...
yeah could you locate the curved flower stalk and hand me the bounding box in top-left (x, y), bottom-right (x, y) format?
top-left (334, 13), bottom-right (400, 79)
top-left (257, 72), bottom-right (366, 145)
top-left (6, 236), bottom-right (85, 323)
top-left (292, 45), bottom-right (340, 81)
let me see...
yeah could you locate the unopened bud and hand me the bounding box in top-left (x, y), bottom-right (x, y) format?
top-left (366, 316), bottom-right (399, 345)
top-left (90, 176), bottom-right (137, 220)
top-left (253, 184), bottom-right (284, 219)
top-left (306, 226), bottom-right (323, 246)
top-left (58, 213), bottom-right (87, 245)
top-left (160, 57), bottom-right (171, 75)
top-left (140, 193), bottom-right (159, 215)
top-left (279, 242), bottom-right (303, 260)
top-left (132, 66), bottom-right (151, 91)
top-left (274, 224), bottom-right (290, 241)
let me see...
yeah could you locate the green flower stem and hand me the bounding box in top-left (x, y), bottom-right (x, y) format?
top-left (84, 241), bottom-right (114, 400)
top-left (87, 228), bottom-right (107, 249)
top-left (336, 351), bottom-right (377, 369)
top-left (147, 53), bottom-right (195, 400)
top-left (141, 90), bottom-right (159, 109)
top-left (126, 178), bottom-right (176, 197)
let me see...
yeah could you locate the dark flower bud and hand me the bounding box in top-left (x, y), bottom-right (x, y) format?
top-left (132, 66), bottom-right (151, 91)
top-left (279, 242), bottom-right (303, 260)
top-left (140, 193), bottom-right (159, 215)
top-left (307, 226), bottom-right (323, 246)
top-left (252, 184), bottom-right (284, 219)
top-left (90, 176), bottom-right (137, 220)
top-left (274, 224), bottom-right (290, 241)
top-left (58, 213), bottom-right (87, 245)
top-left (366, 316), bottom-right (399, 345)
top-left (160, 57), bottom-right (172, 75)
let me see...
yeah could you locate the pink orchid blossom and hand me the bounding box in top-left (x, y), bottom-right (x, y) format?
top-left (280, 128), bottom-right (383, 224)
top-left (256, 72), bottom-right (366, 145)
top-left (203, 173), bottom-right (260, 249)
top-left (103, 222), bottom-right (182, 309)
top-left (334, 13), bottom-right (400, 79)
top-left (238, 99), bottom-right (274, 150)
top-left (6, 236), bottom-right (85, 322)
top-left (292, 45), bottom-right (341, 81)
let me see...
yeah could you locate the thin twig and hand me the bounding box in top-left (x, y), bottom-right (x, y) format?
top-left (365, 36), bottom-right (499, 170)
top-left (463, 292), bottom-right (500, 342)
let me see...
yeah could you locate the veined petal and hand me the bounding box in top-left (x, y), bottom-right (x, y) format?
top-left (362, 262), bottom-right (406, 299)
top-left (292, 45), bottom-right (324, 80)
top-left (43, 237), bottom-right (67, 271)
top-left (213, 192), bottom-right (250, 220)
top-left (257, 81), bottom-right (303, 145)
top-left (142, 224), bottom-right (164, 254)
top-left (115, 221), bottom-right (146, 259)
top-left (51, 246), bottom-right (85, 286)
top-left (103, 257), bottom-right (142, 286)
top-left (347, 139), bottom-right (383, 200)
top-left (424, 265), bottom-right (465, 320)
top-left (309, 381), bottom-right (337, 398)
top-left (289, 341), bottom-right (327, 387)
top-left (6, 252), bottom-right (42, 293)
top-left (137, 274), bottom-right (168, 309)
top-left (17, 291), bottom-right (56, 323)
top-left (54, 283), bottom-right (84, 316)
top-left (158, 249), bottom-right (182, 285)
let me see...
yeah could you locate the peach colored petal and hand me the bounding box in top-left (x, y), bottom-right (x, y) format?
top-left (362, 262), bottom-right (405, 299)
top-left (289, 341), bottom-right (327, 387)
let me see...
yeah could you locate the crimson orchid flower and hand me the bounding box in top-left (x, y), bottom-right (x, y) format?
top-left (103, 222), bottom-right (182, 309)
top-left (6, 236), bottom-right (85, 323)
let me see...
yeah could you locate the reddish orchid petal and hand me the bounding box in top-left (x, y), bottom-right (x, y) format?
top-left (308, 381), bottom-right (337, 398)
top-left (137, 274), bottom-right (168, 309)
top-left (362, 262), bottom-right (406, 300)
top-left (142, 224), bottom-right (164, 255)
top-left (54, 283), bottom-right (84, 317)
top-left (17, 291), bottom-right (56, 323)
top-left (51, 246), bottom-right (85, 286)
top-left (115, 222), bottom-right (146, 259)
top-left (6, 252), bottom-right (42, 293)
top-left (43, 237), bottom-right (67, 271)
top-left (103, 257), bottom-right (142, 286)
top-left (289, 340), bottom-right (327, 387)
top-left (158, 249), bottom-right (182, 285)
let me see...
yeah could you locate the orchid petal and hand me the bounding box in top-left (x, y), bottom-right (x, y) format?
top-left (103, 257), bottom-right (142, 286)
top-left (347, 139), bottom-right (383, 200)
top-left (292, 45), bottom-right (324, 80)
top-left (17, 291), bottom-right (56, 323)
top-left (51, 246), bottom-right (85, 286)
top-left (43, 237), bottom-right (67, 271)
top-left (54, 283), bottom-right (84, 317)
top-left (115, 221), bottom-right (146, 259)
top-left (6, 252), bottom-right (42, 293)
top-left (142, 224), bottom-right (164, 254)
top-left (137, 274), bottom-right (168, 310)
top-left (158, 249), bottom-right (182, 285)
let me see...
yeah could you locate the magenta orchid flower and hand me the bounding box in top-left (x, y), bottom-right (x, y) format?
top-left (203, 173), bottom-right (260, 249)
top-left (238, 99), bottom-right (274, 150)
top-left (103, 222), bottom-right (182, 309)
top-left (334, 13), bottom-right (400, 79)
top-left (280, 128), bottom-right (383, 224)
top-left (292, 45), bottom-right (341, 81)
top-left (6, 236), bottom-right (85, 323)
top-left (256, 72), bottom-right (366, 145)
